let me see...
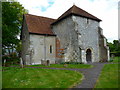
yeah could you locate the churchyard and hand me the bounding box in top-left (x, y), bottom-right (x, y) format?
top-left (2, 57), bottom-right (119, 88)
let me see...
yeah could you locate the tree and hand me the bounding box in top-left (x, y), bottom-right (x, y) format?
top-left (15, 41), bottom-right (22, 57)
top-left (108, 40), bottom-right (120, 56)
top-left (2, 0), bottom-right (28, 55)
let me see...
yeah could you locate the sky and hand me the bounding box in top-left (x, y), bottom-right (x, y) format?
top-left (17, 0), bottom-right (119, 43)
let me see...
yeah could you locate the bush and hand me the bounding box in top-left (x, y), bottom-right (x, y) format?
top-left (109, 59), bottom-right (113, 62)
top-left (110, 51), bottom-right (120, 57)
top-left (60, 62), bottom-right (66, 64)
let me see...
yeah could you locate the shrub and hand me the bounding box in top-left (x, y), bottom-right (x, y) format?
top-left (60, 62), bottom-right (66, 64)
top-left (109, 59), bottom-right (113, 62)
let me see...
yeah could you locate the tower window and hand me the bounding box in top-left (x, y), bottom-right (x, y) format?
top-left (50, 45), bottom-right (52, 53)
top-left (86, 18), bottom-right (89, 24)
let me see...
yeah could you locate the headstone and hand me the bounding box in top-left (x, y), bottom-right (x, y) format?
top-left (41, 60), bottom-right (50, 66)
top-left (20, 58), bottom-right (23, 68)
top-left (47, 60), bottom-right (50, 66)
top-left (4, 59), bottom-right (6, 67)
top-left (41, 60), bottom-right (46, 66)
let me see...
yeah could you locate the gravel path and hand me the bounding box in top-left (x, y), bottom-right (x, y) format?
top-left (9, 62), bottom-right (109, 88)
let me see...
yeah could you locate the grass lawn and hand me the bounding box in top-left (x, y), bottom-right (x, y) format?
top-left (95, 63), bottom-right (119, 88)
top-left (25, 64), bottom-right (93, 69)
top-left (2, 67), bottom-right (83, 88)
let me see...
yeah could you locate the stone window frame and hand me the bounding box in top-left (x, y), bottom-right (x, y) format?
top-left (50, 45), bottom-right (52, 53)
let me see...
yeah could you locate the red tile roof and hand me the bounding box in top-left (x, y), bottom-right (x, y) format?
top-left (52, 5), bottom-right (101, 25)
top-left (25, 14), bottom-right (56, 36)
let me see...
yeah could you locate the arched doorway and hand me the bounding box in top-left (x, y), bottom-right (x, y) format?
top-left (86, 49), bottom-right (92, 62)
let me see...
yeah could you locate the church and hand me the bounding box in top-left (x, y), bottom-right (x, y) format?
top-left (21, 5), bottom-right (110, 65)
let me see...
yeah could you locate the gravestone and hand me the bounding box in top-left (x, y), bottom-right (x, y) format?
top-left (41, 60), bottom-right (50, 66)
top-left (20, 58), bottom-right (23, 68)
top-left (4, 59), bottom-right (6, 67)
top-left (47, 60), bottom-right (50, 66)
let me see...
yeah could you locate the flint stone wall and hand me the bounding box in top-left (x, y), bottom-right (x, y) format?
top-left (52, 15), bottom-right (100, 63)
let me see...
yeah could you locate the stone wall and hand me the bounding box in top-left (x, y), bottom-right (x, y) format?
top-left (74, 15), bottom-right (100, 62)
top-left (21, 17), bottom-right (30, 65)
top-left (52, 16), bottom-right (80, 62)
top-left (29, 34), bottom-right (56, 65)
top-left (22, 17), bottom-right (56, 65)
top-left (52, 15), bottom-right (101, 63)
top-left (98, 28), bottom-right (108, 62)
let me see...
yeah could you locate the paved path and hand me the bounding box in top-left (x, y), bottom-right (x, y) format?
top-left (10, 62), bottom-right (109, 88)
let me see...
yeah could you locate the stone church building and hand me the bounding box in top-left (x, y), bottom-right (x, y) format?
top-left (21, 5), bottom-right (110, 65)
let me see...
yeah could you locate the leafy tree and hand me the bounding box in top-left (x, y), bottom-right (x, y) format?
top-left (108, 42), bottom-right (114, 52)
top-left (108, 40), bottom-right (120, 56)
top-left (15, 41), bottom-right (22, 57)
top-left (2, 0), bottom-right (28, 55)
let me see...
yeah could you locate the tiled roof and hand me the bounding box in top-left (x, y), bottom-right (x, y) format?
top-left (24, 14), bottom-right (56, 36)
top-left (52, 5), bottom-right (101, 24)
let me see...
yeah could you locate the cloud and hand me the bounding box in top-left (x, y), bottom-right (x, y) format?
top-left (40, 0), bottom-right (55, 12)
top-left (17, 0), bottom-right (119, 42)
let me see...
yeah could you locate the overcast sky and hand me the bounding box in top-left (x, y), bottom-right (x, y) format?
top-left (17, 0), bottom-right (119, 43)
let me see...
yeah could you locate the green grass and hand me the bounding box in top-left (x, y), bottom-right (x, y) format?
top-left (25, 64), bottom-right (93, 69)
top-left (2, 67), bottom-right (83, 88)
top-left (95, 64), bottom-right (119, 88)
